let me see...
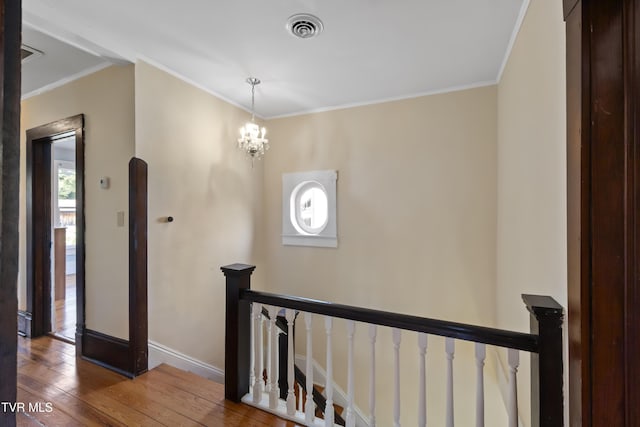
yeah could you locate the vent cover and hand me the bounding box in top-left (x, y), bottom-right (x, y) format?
top-left (21, 48), bottom-right (34, 61)
top-left (21, 44), bottom-right (43, 63)
top-left (286, 14), bottom-right (324, 39)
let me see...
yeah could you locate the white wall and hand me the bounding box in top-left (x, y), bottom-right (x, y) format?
top-left (134, 61), bottom-right (266, 369)
top-left (496, 0), bottom-right (567, 425)
top-left (20, 65), bottom-right (135, 339)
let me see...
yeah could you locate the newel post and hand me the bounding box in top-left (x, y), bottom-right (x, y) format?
top-left (522, 294), bottom-right (564, 427)
top-left (222, 263), bottom-right (256, 402)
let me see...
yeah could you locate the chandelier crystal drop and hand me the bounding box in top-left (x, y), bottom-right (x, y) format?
top-left (238, 77), bottom-right (269, 165)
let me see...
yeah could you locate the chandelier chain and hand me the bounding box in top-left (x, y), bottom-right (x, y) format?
top-left (251, 82), bottom-right (256, 121)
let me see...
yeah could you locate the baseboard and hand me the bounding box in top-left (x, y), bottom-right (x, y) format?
top-left (295, 354), bottom-right (368, 427)
top-left (148, 340), bottom-right (224, 384)
top-left (17, 310), bottom-right (32, 337)
top-left (82, 328), bottom-right (132, 378)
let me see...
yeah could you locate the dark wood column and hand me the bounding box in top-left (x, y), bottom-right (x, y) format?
top-left (565, 0), bottom-right (640, 424)
top-left (129, 158), bottom-right (148, 376)
top-left (523, 295), bottom-right (564, 427)
top-left (565, 1), bottom-right (588, 424)
top-left (0, 0), bottom-right (21, 426)
top-left (221, 263), bottom-right (255, 402)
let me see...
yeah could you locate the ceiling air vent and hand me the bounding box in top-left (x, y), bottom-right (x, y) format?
top-left (21, 44), bottom-right (43, 63)
top-left (286, 14), bottom-right (324, 39)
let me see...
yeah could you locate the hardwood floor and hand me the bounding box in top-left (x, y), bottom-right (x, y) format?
top-left (53, 274), bottom-right (76, 341)
top-left (17, 336), bottom-right (302, 426)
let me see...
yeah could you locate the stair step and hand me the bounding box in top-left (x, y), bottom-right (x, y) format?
top-left (283, 375), bottom-right (347, 425)
top-left (312, 384), bottom-right (344, 416)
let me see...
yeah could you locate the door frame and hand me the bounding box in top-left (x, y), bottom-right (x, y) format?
top-left (565, 0), bottom-right (640, 424)
top-left (26, 115), bottom-right (85, 352)
top-left (0, 0), bottom-right (22, 425)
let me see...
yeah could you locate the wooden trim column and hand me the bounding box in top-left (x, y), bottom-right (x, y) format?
top-left (74, 121), bottom-right (86, 352)
top-left (626, 3), bottom-right (640, 422)
top-left (523, 295), bottom-right (564, 427)
top-left (565, 0), bottom-right (640, 424)
top-left (79, 156), bottom-right (148, 378)
top-left (0, 0), bottom-right (21, 425)
top-left (129, 158), bottom-right (148, 376)
top-left (565, 1), bottom-right (590, 424)
top-left (221, 263), bottom-right (255, 402)
top-left (25, 136), bottom-right (52, 337)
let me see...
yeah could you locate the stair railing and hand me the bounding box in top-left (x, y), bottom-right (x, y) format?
top-left (222, 264), bottom-right (563, 427)
top-left (259, 306), bottom-right (346, 425)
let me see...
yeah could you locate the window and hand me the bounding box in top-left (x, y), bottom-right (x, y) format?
top-left (54, 160), bottom-right (77, 246)
top-left (282, 170), bottom-right (337, 247)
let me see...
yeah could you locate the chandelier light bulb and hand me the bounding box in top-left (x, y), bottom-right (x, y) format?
top-left (237, 77), bottom-right (269, 166)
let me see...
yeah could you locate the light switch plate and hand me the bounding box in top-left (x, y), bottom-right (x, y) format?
top-left (117, 211), bottom-right (125, 227)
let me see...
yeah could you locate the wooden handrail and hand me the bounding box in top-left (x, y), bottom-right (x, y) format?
top-left (243, 289), bottom-right (539, 352)
top-left (222, 264), bottom-right (564, 427)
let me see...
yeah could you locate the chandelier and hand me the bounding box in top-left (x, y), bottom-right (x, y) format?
top-left (238, 77), bottom-right (269, 165)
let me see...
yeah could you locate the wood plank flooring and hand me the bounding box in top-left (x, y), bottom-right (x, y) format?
top-left (53, 274), bottom-right (76, 341)
top-left (17, 336), bottom-right (302, 426)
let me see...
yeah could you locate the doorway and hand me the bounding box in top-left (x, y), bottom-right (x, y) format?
top-left (26, 115), bottom-right (84, 349)
top-left (52, 138), bottom-right (77, 341)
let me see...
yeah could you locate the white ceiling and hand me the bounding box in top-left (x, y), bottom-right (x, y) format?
top-left (22, 0), bottom-right (527, 118)
top-left (21, 24), bottom-right (110, 97)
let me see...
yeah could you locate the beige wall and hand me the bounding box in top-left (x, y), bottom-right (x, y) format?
top-left (496, 0), bottom-right (567, 424)
top-left (264, 86), bottom-right (499, 424)
top-left (134, 61), bottom-right (265, 368)
top-left (16, 2), bottom-right (567, 419)
top-left (20, 65), bottom-right (135, 339)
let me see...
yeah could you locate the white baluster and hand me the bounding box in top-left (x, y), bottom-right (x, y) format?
top-left (418, 333), bottom-right (428, 427)
top-left (252, 303), bottom-right (263, 404)
top-left (286, 309), bottom-right (296, 416)
top-left (508, 348), bottom-right (520, 427)
top-left (475, 343), bottom-right (486, 427)
top-left (305, 312), bottom-right (315, 423)
top-left (392, 328), bottom-right (401, 427)
top-left (324, 317), bottom-right (334, 427)
top-left (445, 337), bottom-right (455, 427)
top-left (250, 304), bottom-right (255, 395)
top-left (266, 311), bottom-right (272, 394)
top-left (345, 320), bottom-right (356, 427)
top-left (268, 306), bottom-right (280, 409)
top-left (369, 324), bottom-right (377, 427)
